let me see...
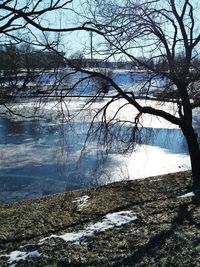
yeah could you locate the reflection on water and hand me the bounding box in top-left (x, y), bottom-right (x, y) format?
top-left (0, 101), bottom-right (194, 204)
top-left (0, 112), bottom-right (121, 203)
top-left (138, 127), bottom-right (188, 154)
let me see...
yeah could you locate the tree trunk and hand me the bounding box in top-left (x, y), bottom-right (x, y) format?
top-left (181, 125), bottom-right (200, 191)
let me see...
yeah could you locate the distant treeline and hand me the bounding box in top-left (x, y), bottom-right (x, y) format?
top-left (0, 44), bottom-right (65, 74)
top-left (1, 44), bottom-right (200, 75)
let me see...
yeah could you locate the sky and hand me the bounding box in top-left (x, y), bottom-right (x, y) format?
top-left (1, 0), bottom-right (200, 60)
top-left (55, 0), bottom-right (200, 59)
top-left (0, 0), bottom-right (90, 55)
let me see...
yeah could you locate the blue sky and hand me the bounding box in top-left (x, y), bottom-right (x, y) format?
top-left (1, 0), bottom-right (200, 60)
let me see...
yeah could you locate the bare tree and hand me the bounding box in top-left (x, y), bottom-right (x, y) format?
top-left (0, 0), bottom-right (101, 92)
top-left (0, 0), bottom-right (103, 104)
top-left (1, 0), bottom-right (200, 191)
top-left (74, 0), bottom-right (200, 191)
top-left (0, 0), bottom-right (101, 39)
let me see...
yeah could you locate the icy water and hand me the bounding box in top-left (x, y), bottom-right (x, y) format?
top-left (0, 70), bottom-right (197, 203)
top-left (0, 96), bottom-right (195, 204)
top-left (0, 104), bottom-right (103, 203)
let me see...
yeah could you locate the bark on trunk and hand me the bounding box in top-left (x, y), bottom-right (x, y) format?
top-left (181, 125), bottom-right (200, 191)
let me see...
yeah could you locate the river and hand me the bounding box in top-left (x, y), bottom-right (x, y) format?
top-left (0, 71), bottom-right (197, 203)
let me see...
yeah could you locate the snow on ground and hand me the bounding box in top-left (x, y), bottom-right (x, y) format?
top-left (73, 195), bottom-right (90, 209)
top-left (6, 250), bottom-right (41, 265)
top-left (2, 210), bottom-right (136, 265)
top-left (177, 192), bottom-right (195, 199)
top-left (40, 210), bottom-right (137, 245)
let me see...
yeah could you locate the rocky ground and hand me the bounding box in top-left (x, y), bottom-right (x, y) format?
top-left (0, 171), bottom-right (200, 266)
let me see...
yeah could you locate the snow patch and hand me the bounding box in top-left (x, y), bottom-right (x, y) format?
top-left (40, 210), bottom-right (137, 244)
top-left (7, 250), bottom-right (41, 265)
top-left (73, 195), bottom-right (90, 209)
top-left (177, 192), bottom-right (195, 199)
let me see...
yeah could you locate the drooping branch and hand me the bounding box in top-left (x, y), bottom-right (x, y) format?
top-left (67, 64), bottom-right (182, 126)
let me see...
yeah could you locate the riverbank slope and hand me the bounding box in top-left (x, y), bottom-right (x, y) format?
top-left (0, 171), bottom-right (200, 266)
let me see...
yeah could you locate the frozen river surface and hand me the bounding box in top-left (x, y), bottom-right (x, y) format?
top-left (0, 84), bottom-right (198, 203)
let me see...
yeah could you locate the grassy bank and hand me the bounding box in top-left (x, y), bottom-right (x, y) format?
top-left (0, 171), bottom-right (200, 266)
